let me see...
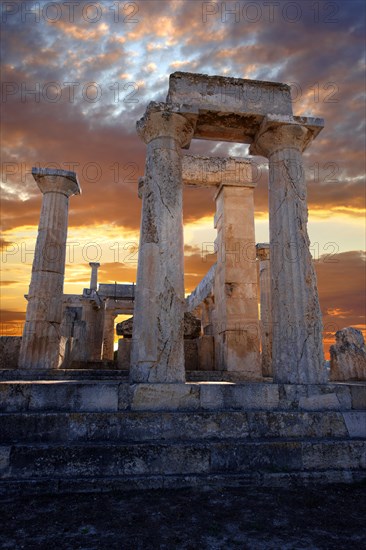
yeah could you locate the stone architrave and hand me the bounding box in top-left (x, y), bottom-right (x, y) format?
top-left (214, 172), bottom-right (261, 379)
top-left (89, 262), bottom-right (100, 291)
top-left (130, 103), bottom-right (195, 383)
top-left (19, 168), bottom-right (81, 369)
top-left (330, 327), bottom-right (366, 381)
top-left (256, 243), bottom-right (272, 377)
top-left (250, 116), bottom-right (326, 384)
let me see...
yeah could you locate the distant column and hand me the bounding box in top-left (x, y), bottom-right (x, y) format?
top-left (89, 262), bottom-right (100, 291)
top-left (130, 103), bottom-right (195, 383)
top-left (256, 243), bottom-right (272, 377)
top-left (251, 120), bottom-right (325, 383)
top-left (19, 168), bottom-right (81, 369)
top-left (214, 178), bottom-right (261, 379)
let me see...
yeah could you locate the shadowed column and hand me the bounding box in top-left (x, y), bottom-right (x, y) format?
top-left (19, 168), bottom-right (81, 369)
top-left (256, 243), bottom-right (272, 377)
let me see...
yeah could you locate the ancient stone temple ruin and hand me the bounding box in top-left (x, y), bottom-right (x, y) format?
top-left (0, 72), bottom-right (365, 494)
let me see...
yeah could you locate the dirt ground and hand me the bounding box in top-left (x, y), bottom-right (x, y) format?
top-left (1, 483), bottom-right (365, 550)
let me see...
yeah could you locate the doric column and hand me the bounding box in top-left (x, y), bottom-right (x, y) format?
top-left (89, 262), bottom-right (100, 291)
top-left (214, 178), bottom-right (261, 379)
top-left (250, 118), bottom-right (326, 383)
top-left (130, 103), bottom-right (195, 383)
top-left (256, 243), bottom-right (272, 377)
top-left (19, 168), bottom-right (81, 369)
top-left (102, 303), bottom-right (117, 361)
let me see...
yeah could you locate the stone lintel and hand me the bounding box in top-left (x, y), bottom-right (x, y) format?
top-left (98, 283), bottom-right (135, 300)
top-left (250, 114), bottom-right (324, 156)
top-left (185, 263), bottom-right (216, 313)
top-left (182, 155), bottom-right (253, 187)
top-left (167, 72), bottom-right (293, 116)
top-left (139, 155), bottom-right (254, 196)
top-left (32, 167), bottom-right (81, 196)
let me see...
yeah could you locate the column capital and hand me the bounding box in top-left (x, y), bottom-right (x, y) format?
top-left (256, 243), bottom-right (270, 261)
top-left (249, 114), bottom-right (324, 158)
top-left (32, 168), bottom-right (81, 197)
top-left (136, 102), bottom-right (196, 148)
top-left (89, 262), bottom-right (100, 268)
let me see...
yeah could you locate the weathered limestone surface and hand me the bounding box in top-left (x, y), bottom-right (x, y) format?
top-left (116, 317), bottom-right (133, 338)
top-left (182, 155), bottom-right (252, 187)
top-left (102, 304), bottom-right (117, 361)
top-left (330, 327), bottom-right (366, 381)
top-left (214, 178), bottom-right (261, 379)
top-left (117, 338), bottom-right (131, 370)
top-left (197, 335), bottom-right (215, 370)
top-left (167, 72), bottom-right (293, 115)
top-left (256, 244), bottom-right (272, 377)
top-left (0, 337), bottom-right (22, 369)
top-left (184, 312), bottom-right (201, 340)
top-left (250, 117), bottom-right (326, 384)
top-left (19, 168), bottom-right (81, 369)
top-left (166, 72), bottom-right (294, 144)
top-left (185, 264), bottom-right (216, 314)
top-left (131, 103), bottom-right (195, 383)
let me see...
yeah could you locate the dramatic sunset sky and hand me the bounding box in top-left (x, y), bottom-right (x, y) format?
top-left (1, 0), bottom-right (365, 355)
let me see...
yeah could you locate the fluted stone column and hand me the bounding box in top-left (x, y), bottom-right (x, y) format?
top-left (214, 180), bottom-right (261, 379)
top-left (130, 103), bottom-right (195, 383)
top-left (19, 168), bottom-right (81, 369)
top-left (89, 262), bottom-right (100, 291)
top-left (256, 243), bottom-right (272, 377)
top-left (250, 119), bottom-right (325, 383)
top-left (102, 304), bottom-right (117, 361)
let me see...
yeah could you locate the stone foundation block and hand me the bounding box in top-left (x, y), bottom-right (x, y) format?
top-left (130, 383), bottom-right (200, 411)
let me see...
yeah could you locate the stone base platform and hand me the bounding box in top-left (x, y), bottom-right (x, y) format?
top-left (0, 374), bottom-right (365, 494)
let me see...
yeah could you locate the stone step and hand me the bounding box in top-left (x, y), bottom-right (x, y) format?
top-left (2, 410), bottom-right (364, 444)
top-left (1, 440), bottom-right (365, 486)
top-left (2, 469), bottom-right (366, 496)
top-left (0, 381), bottom-right (364, 413)
top-left (0, 369), bottom-right (129, 381)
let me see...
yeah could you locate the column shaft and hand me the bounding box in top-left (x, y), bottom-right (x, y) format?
top-left (102, 309), bottom-right (116, 361)
top-left (269, 146), bottom-right (325, 382)
top-left (131, 107), bottom-right (194, 383)
top-left (19, 169), bottom-right (80, 369)
top-left (214, 184), bottom-right (261, 379)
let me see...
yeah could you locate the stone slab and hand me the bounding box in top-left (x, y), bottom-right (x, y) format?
top-left (167, 72), bottom-right (293, 117)
top-left (130, 384), bottom-right (201, 411)
top-left (342, 412), bottom-right (366, 438)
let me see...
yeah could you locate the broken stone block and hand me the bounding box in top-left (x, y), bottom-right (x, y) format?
top-left (183, 312), bottom-right (201, 340)
top-left (330, 327), bottom-right (366, 381)
top-left (116, 317), bottom-right (133, 338)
